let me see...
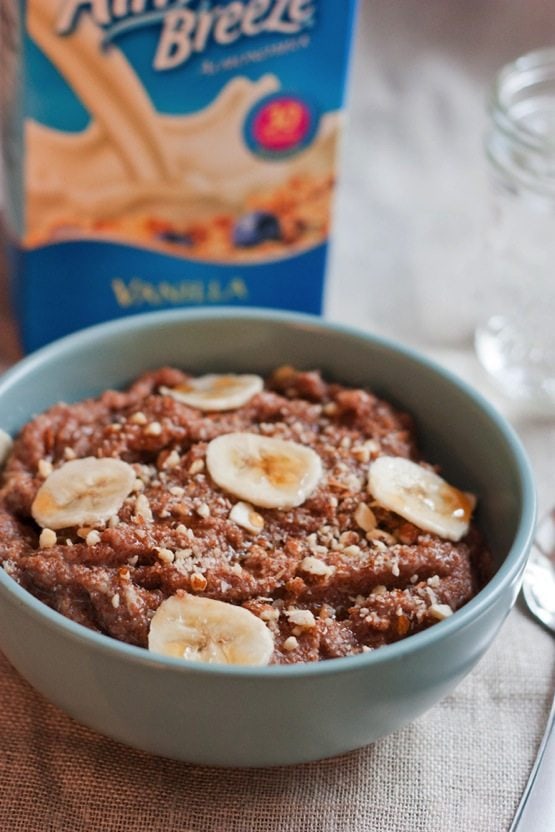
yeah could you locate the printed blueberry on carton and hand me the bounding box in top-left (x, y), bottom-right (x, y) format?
top-left (2, 0), bottom-right (359, 351)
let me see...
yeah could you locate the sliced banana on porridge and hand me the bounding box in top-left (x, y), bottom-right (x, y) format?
top-left (206, 432), bottom-right (322, 509)
top-left (148, 593), bottom-right (274, 666)
top-left (31, 456), bottom-right (136, 530)
top-left (160, 374), bottom-right (263, 411)
top-left (0, 429), bottom-right (13, 469)
top-left (367, 456), bottom-right (476, 542)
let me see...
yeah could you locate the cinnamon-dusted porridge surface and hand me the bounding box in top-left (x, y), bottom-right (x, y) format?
top-left (0, 367), bottom-right (492, 664)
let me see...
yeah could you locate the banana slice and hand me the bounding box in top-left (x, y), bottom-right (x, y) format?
top-left (31, 456), bottom-right (136, 530)
top-left (0, 429), bottom-right (13, 469)
top-left (148, 593), bottom-right (274, 666)
top-left (367, 456), bottom-right (476, 542)
top-left (160, 374), bottom-right (263, 411)
top-left (206, 432), bottom-right (322, 509)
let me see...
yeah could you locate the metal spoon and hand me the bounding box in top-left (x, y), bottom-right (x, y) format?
top-left (509, 512), bottom-right (555, 832)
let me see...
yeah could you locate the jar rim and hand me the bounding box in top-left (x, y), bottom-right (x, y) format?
top-left (489, 46), bottom-right (555, 155)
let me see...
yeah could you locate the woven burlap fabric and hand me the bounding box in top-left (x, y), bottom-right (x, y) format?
top-left (0, 605), bottom-right (553, 832)
top-left (2, 2), bottom-right (555, 827)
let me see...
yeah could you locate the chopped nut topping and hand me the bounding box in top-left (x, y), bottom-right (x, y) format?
top-left (285, 609), bottom-right (316, 629)
top-left (429, 603), bottom-right (453, 620)
top-left (163, 449), bottom-right (180, 469)
top-left (86, 530), bottom-right (101, 546)
top-left (38, 459), bottom-right (53, 478)
top-left (63, 447), bottom-right (77, 460)
top-left (157, 548), bottom-right (175, 564)
top-left (260, 607), bottom-right (280, 622)
top-left (354, 502), bottom-right (377, 533)
top-left (300, 556), bottom-right (334, 577)
top-left (229, 501), bottom-right (264, 534)
top-left (130, 412), bottom-right (147, 425)
top-left (189, 459), bottom-right (205, 475)
top-left (39, 528), bottom-right (57, 549)
top-left (111, 593), bottom-right (120, 609)
top-left (145, 421), bottom-right (162, 436)
top-left (371, 584), bottom-right (387, 596)
top-left (196, 503), bottom-right (210, 519)
top-left (367, 528), bottom-right (396, 546)
top-left (134, 494), bottom-right (153, 523)
top-left (283, 636), bottom-right (299, 652)
top-left (190, 572), bottom-right (208, 591)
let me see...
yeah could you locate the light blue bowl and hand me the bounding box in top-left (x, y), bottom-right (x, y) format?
top-left (0, 309), bottom-right (536, 766)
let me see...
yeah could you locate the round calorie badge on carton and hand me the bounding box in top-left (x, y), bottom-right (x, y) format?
top-left (244, 93), bottom-right (320, 159)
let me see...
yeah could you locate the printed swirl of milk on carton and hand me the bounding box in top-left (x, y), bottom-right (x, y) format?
top-left (1, 1), bottom-right (358, 351)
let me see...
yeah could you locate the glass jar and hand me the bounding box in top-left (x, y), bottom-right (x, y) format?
top-left (475, 47), bottom-right (555, 414)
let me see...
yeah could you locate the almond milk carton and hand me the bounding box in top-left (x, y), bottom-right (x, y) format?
top-left (2, 1), bottom-right (358, 350)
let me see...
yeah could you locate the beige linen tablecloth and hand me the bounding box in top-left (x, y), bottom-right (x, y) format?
top-left (1, 1), bottom-right (555, 829)
top-left (0, 605), bottom-right (553, 832)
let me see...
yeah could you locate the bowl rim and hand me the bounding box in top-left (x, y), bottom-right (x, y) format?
top-left (0, 307), bottom-right (537, 678)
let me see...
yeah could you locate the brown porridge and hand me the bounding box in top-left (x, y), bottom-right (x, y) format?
top-left (0, 367), bottom-right (491, 665)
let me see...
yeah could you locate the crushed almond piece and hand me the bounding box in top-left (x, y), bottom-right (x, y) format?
top-left (39, 528), bottom-right (57, 549)
top-left (163, 450), bottom-right (180, 469)
top-left (260, 607), bottom-right (280, 622)
top-left (285, 609), bottom-right (316, 629)
top-left (230, 501), bottom-right (264, 534)
top-left (86, 530), bottom-right (101, 546)
top-left (189, 459), bottom-right (204, 475)
top-left (354, 503), bottom-right (377, 533)
top-left (111, 593), bottom-right (120, 609)
top-left (371, 584), bottom-right (387, 596)
top-left (130, 412), bottom-right (147, 425)
top-left (38, 459), bottom-right (53, 478)
top-left (429, 603), bottom-right (453, 620)
top-left (157, 548), bottom-right (175, 564)
top-left (190, 572), bottom-right (208, 591)
top-left (367, 528), bottom-right (396, 546)
top-left (397, 615), bottom-right (410, 636)
top-left (135, 494), bottom-right (153, 523)
top-left (145, 421), bottom-right (162, 436)
top-left (300, 556), bottom-right (334, 577)
top-left (283, 636), bottom-right (299, 652)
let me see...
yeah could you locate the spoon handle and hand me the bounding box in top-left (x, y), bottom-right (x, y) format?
top-left (509, 692), bottom-right (555, 832)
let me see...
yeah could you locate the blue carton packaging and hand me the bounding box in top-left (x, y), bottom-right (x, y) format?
top-left (2, 1), bottom-right (358, 351)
